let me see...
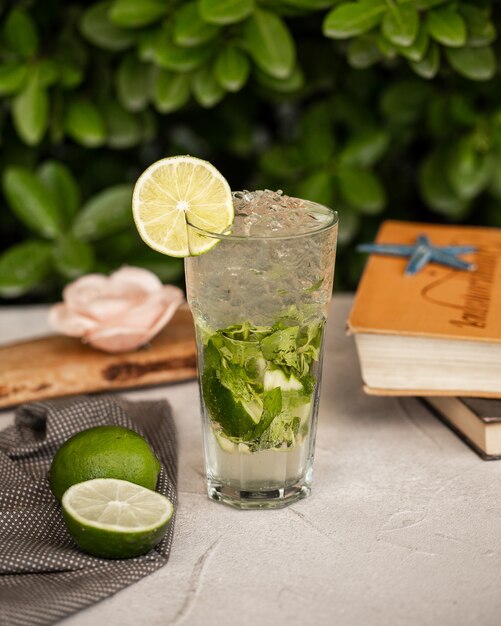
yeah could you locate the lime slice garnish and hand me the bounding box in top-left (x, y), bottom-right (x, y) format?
top-left (62, 478), bottom-right (174, 559)
top-left (132, 155), bottom-right (234, 257)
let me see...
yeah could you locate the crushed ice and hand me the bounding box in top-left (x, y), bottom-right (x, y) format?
top-left (231, 190), bottom-right (333, 237)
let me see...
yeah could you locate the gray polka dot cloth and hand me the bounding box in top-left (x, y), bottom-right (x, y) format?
top-left (0, 395), bottom-right (177, 626)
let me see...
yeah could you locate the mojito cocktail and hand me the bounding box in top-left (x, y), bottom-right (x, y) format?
top-left (185, 190), bottom-right (338, 509)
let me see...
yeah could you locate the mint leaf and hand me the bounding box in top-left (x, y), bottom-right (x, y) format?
top-left (296, 321), bottom-right (324, 377)
top-left (252, 387), bottom-right (282, 439)
top-left (219, 333), bottom-right (263, 367)
top-left (260, 326), bottom-right (300, 369)
top-left (201, 314), bottom-right (324, 447)
top-left (299, 373), bottom-right (315, 396)
top-left (298, 321), bottom-right (323, 351)
top-left (208, 332), bottom-right (233, 362)
top-left (222, 321), bottom-right (272, 341)
top-left (219, 362), bottom-right (262, 414)
top-left (253, 411), bottom-right (300, 451)
top-left (219, 362), bottom-right (249, 400)
top-left (204, 339), bottom-right (222, 372)
top-left (304, 278), bottom-right (323, 293)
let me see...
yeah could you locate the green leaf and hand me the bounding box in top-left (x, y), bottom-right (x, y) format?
top-left (252, 388), bottom-right (282, 439)
top-left (93, 229), bottom-right (138, 262)
top-left (222, 109), bottom-right (255, 154)
top-left (128, 251), bottom-right (184, 283)
top-left (174, 2), bottom-right (220, 47)
top-left (198, 0), bottom-right (254, 25)
top-left (192, 65), bottom-right (225, 108)
top-left (3, 8), bottom-right (39, 58)
top-left (323, 0), bottom-right (387, 39)
top-left (300, 103), bottom-right (335, 167)
top-left (12, 72), bottom-right (48, 146)
top-left (347, 35), bottom-right (382, 69)
top-left (426, 97), bottom-right (453, 137)
top-left (254, 65), bottom-right (304, 93)
top-left (426, 6), bottom-right (466, 47)
top-left (296, 171), bottom-right (334, 207)
top-left (80, 2), bottom-right (135, 51)
top-left (380, 80), bottom-right (431, 125)
top-left (138, 30), bottom-right (157, 63)
top-left (152, 70), bottom-right (191, 113)
top-left (36, 57), bottom-right (60, 92)
top-left (65, 100), bottom-right (107, 147)
top-left (446, 139), bottom-right (492, 200)
top-left (377, 33), bottom-right (397, 59)
top-left (57, 61), bottom-right (84, 89)
top-left (285, 0), bottom-right (332, 7)
top-left (488, 155), bottom-right (501, 202)
top-left (260, 326), bottom-right (300, 369)
top-left (410, 42), bottom-right (440, 78)
top-left (52, 237), bottom-right (95, 279)
top-left (340, 129), bottom-right (389, 167)
top-left (382, 5), bottom-right (419, 47)
top-left (416, 0), bottom-right (449, 7)
top-left (117, 55), bottom-right (150, 112)
top-left (449, 95), bottom-right (477, 127)
top-left (419, 150), bottom-right (467, 215)
top-left (337, 208), bottom-right (360, 246)
top-left (49, 92), bottom-right (65, 145)
top-left (252, 407), bottom-right (301, 450)
top-left (0, 241), bottom-right (53, 298)
top-left (102, 100), bottom-right (142, 149)
top-left (445, 46), bottom-right (496, 81)
top-left (260, 145), bottom-right (303, 178)
top-left (109, 0), bottom-right (167, 28)
top-left (38, 59), bottom-right (60, 88)
top-left (218, 361), bottom-right (261, 408)
top-left (243, 9), bottom-right (295, 79)
top-left (152, 33), bottom-right (216, 72)
top-left (337, 165), bottom-right (385, 214)
top-left (3, 167), bottom-right (63, 239)
top-left (138, 109), bottom-right (157, 143)
top-left (72, 184), bottom-right (133, 241)
top-left (459, 5), bottom-right (496, 47)
top-left (37, 161), bottom-right (80, 224)
top-left (214, 46), bottom-right (250, 92)
top-left (0, 62), bottom-right (27, 96)
top-left (395, 22), bottom-right (429, 62)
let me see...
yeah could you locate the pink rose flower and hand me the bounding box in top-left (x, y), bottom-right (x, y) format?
top-left (49, 267), bottom-right (184, 353)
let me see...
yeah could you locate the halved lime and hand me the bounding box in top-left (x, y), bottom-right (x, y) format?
top-left (132, 155), bottom-right (234, 257)
top-left (62, 478), bottom-right (174, 559)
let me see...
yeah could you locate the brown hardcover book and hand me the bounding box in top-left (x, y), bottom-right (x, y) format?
top-left (347, 220), bottom-right (501, 397)
top-left (424, 397), bottom-right (501, 460)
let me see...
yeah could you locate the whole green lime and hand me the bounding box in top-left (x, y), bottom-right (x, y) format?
top-left (49, 425), bottom-right (161, 501)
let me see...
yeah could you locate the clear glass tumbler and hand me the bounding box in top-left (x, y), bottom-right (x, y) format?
top-left (185, 191), bottom-right (338, 509)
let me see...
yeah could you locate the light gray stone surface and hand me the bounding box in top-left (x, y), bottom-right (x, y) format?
top-left (1, 295), bottom-right (501, 626)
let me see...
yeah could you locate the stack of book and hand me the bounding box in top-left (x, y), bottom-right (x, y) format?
top-left (348, 220), bottom-right (501, 459)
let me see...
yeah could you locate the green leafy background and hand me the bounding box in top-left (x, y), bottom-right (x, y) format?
top-left (1, 0), bottom-right (501, 300)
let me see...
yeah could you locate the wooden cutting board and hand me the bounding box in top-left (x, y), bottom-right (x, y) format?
top-left (0, 306), bottom-right (197, 409)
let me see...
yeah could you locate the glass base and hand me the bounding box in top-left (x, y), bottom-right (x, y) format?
top-left (207, 478), bottom-right (311, 510)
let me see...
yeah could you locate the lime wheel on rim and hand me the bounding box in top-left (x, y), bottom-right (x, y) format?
top-left (132, 155), bottom-right (234, 257)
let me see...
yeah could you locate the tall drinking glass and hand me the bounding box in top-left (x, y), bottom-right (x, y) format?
top-left (185, 191), bottom-right (338, 509)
